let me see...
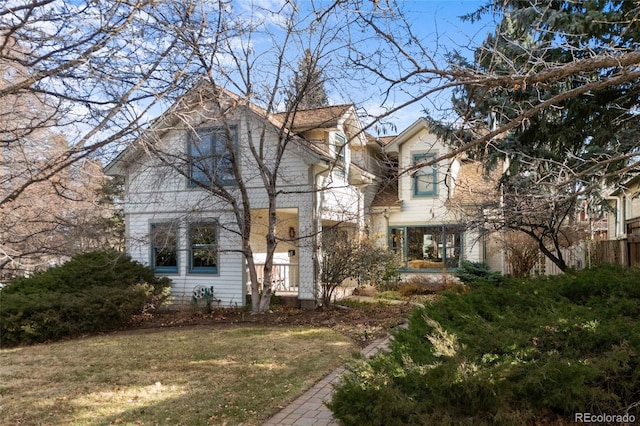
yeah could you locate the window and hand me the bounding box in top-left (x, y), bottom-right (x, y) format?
top-left (334, 132), bottom-right (347, 176)
top-left (413, 153), bottom-right (437, 197)
top-left (189, 126), bottom-right (237, 186)
top-left (390, 225), bottom-right (462, 270)
top-left (150, 223), bottom-right (178, 273)
top-left (189, 222), bottom-right (217, 274)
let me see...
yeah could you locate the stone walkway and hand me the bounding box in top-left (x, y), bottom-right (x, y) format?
top-left (262, 335), bottom-right (392, 426)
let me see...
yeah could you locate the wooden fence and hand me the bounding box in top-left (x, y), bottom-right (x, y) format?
top-left (592, 239), bottom-right (640, 268)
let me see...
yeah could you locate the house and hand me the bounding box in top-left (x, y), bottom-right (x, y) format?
top-left (604, 175), bottom-right (640, 267)
top-left (105, 82), bottom-right (375, 309)
top-left (368, 118), bottom-right (502, 275)
top-left (106, 82), bottom-right (513, 309)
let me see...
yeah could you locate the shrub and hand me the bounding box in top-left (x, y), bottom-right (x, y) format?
top-left (454, 260), bottom-right (503, 284)
top-left (319, 229), bottom-right (401, 306)
top-left (398, 275), bottom-right (460, 296)
top-left (328, 266), bottom-right (640, 425)
top-left (0, 250), bottom-right (171, 346)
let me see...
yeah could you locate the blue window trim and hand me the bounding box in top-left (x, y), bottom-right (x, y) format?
top-left (412, 153), bottom-right (437, 197)
top-left (388, 224), bottom-right (462, 271)
top-left (188, 125), bottom-right (237, 187)
top-left (150, 222), bottom-right (179, 274)
top-left (188, 222), bottom-right (219, 275)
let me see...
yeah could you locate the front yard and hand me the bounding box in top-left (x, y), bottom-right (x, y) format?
top-left (0, 302), bottom-right (410, 425)
top-left (0, 325), bottom-right (356, 425)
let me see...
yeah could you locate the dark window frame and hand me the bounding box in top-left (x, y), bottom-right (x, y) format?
top-left (188, 125), bottom-right (237, 187)
top-left (188, 222), bottom-right (218, 274)
top-left (150, 222), bottom-right (179, 274)
top-left (389, 224), bottom-right (463, 271)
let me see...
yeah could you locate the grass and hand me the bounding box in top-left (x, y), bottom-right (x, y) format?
top-left (0, 325), bottom-right (356, 425)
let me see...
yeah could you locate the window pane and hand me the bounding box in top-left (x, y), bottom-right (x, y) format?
top-left (415, 172), bottom-right (435, 194)
top-left (413, 153), bottom-right (437, 196)
top-left (213, 134), bottom-right (235, 184)
top-left (444, 226), bottom-right (462, 268)
top-left (390, 228), bottom-right (405, 265)
top-left (335, 133), bottom-right (346, 162)
top-left (214, 126), bottom-right (237, 185)
top-left (406, 226), bottom-right (443, 269)
top-left (190, 132), bottom-right (213, 185)
top-left (151, 224), bottom-right (177, 271)
top-left (190, 223), bottom-right (217, 272)
top-left (394, 225), bottom-right (463, 270)
top-left (192, 248), bottom-right (217, 268)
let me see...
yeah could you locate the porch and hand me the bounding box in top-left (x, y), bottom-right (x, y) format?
top-left (248, 261), bottom-right (299, 294)
top-left (246, 208), bottom-right (300, 295)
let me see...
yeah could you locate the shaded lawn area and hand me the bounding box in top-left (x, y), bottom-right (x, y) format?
top-left (0, 325), bottom-right (356, 425)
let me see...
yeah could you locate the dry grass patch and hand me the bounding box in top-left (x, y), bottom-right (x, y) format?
top-left (0, 326), bottom-right (356, 425)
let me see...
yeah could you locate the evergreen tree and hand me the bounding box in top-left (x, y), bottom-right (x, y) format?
top-left (286, 48), bottom-right (329, 110)
top-left (433, 0), bottom-right (640, 271)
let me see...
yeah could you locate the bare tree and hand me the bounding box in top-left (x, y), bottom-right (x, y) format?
top-left (0, 0), bottom-right (199, 209)
top-left (0, 0), bottom-right (211, 277)
top-left (115, 1), bottom-right (371, 313)
top-left (318, 227), bottom-right (359, 306)
top-left (501, 231), bottom-right (540, 278)
top-left (0, 144), bottom-right (118, 277)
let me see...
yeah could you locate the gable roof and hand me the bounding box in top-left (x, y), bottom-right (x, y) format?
top-left (384, 117), bottom-right (432, 154)
top-left (611, 173), bottom-right (640, 196)
top-left (104, 81), bottom-right (375, 183)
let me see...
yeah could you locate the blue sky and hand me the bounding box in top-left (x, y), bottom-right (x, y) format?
top-left (364, 0), bottom-right (497, 132)
top-left (403, 0), bottom-right (493, 48)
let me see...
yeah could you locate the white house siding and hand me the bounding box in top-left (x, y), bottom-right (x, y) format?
top-left (125, 210), bottom-right (245, 307)
top-left (318, 173), bottom-right (362, 224)
top-left (121, 111), bottom-right (320, 306)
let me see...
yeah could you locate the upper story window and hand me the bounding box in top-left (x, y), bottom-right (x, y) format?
top-left (189, 126), bottom-right (237, 186)
top-left (333, 132), bottom-right (348, 176)
top-left (150, 222), bottom-right (178, 274)
top-left (413, 153), bottom-right (437, 197)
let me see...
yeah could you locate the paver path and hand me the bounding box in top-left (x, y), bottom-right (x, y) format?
top-left (262, 335), bottom-right (391, 426)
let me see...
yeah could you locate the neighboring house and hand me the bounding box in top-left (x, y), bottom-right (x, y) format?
top-left (105, 83), bottom-right (375, 308)
top-left (605, 175), bottom-right (640, 267)
top-left (368, 118), bottom-right (503, 275)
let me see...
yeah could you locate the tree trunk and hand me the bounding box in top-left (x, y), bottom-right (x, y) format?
top-left (538, 239), bottom-right (569, 273)
top-left (255, 194), bottom-right (278, 313)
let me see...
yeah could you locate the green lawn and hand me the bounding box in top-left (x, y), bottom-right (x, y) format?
top-left (0, 325), bottom-right (356, 425)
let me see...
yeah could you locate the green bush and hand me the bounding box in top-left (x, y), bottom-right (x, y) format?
top-left (328, 265), bottom-right (640, 425)
top-left (0, 250), bottom-right (171, 346)
top-left (454, 260), bottom-right (503, 284)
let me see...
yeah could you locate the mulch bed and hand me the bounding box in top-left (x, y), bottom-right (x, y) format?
top-left (129, 302), bottom-right (414, 347)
